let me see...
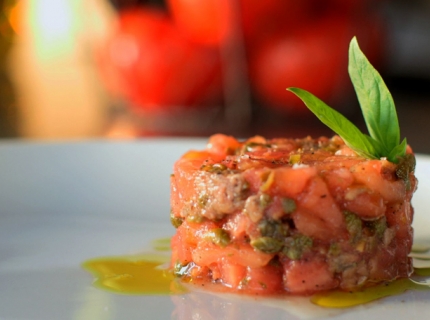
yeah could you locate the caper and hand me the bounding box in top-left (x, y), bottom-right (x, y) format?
top-left (205, 228), bottom-right (230, 247)
top-left (186, 214), bottom-right (204, 224)
top-left (251, 237), bottom-right (283, 253)
top-left (170, 211), bottom-right (183, 228)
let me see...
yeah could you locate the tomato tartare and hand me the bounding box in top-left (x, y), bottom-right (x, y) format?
top-left (170, 134), bottom-right (417, 295)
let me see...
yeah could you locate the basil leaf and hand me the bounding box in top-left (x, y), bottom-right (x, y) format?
top-left (348, 37), bottom-right (400, 153)
top-left (287, 87), bottom-right (377, 159)
top-left (387, 138), bottom-right (407, 163)
top-left (287, 37), bottom-right (407, 164)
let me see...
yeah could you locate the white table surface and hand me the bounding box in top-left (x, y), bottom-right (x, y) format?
top-left (0, 138), bottom-right (429, 320)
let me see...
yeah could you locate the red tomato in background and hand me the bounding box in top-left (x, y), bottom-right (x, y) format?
top-left (167, 0), bottom-right (314, 47)
top-left (167, 0), bottom-right (233, 46)
top-left (249, 13), bottom-right (384, 114)
top-left (96, 8), bottom-right (224, 113)
top-left (239, 0), bottom-right (313, 47)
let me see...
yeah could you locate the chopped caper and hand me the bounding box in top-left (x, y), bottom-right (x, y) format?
top-left (259, 193), bottom-right (272, 207)
top-left (257, 219), bottom-right (288, 239)
top-left (186, 214), bottom-right (205, 223)
top-left (328, 243), bottom-right (341, 256)
top-left (396, 153), bottom-right (416, 190)
top-left (205, 228), bottom-right (230, 247)
top-left (343, 211), bottom-right (362, 243)
top-left (281, 197), bottom-right (297, 214)
top-left (170, 211), bottom-right (183, 228)
top-left (251, 236), bottom-right (283, 253)
top-left (367, 216), bottom-right (387, 239)
top-left (282, 235), bottom-right (313, 260)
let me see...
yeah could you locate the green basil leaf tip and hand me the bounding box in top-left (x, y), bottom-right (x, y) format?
top-left (287, 36), bottom-right (406, 164)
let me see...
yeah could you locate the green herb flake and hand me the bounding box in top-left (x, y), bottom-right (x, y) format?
top-left (281, 197), bottom-right (297, 214)
top-left (343, 211), bottom-right (362, 243)
top-left (283, 235), bottom-right (313, 260)
top-left (289, 154), bottom-right (301, 165)
top-left (328, 243), bottom-right (341, 256)
top-left (287, 37), bottom-right (407, 164)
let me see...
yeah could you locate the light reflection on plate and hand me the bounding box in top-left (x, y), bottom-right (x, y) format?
top-left (0, 140), bottom-right (429, 320)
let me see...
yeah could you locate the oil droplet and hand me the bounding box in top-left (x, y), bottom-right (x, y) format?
top-left (311, 271), bottom-right (430, 308)
top-left (82, 254), bottom-right (186, 295)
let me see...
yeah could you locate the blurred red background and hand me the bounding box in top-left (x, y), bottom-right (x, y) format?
top-left (4, 0), bottom-right (430, 155)
top-left (96, 0), bottom-right (386, 138)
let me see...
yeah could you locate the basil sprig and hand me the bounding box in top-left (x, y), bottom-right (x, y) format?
top-left (288, 37), bottom-right (406, 163)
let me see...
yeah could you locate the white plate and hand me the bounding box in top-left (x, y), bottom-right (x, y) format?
top-left (0, 139), bottom-right (429, 320)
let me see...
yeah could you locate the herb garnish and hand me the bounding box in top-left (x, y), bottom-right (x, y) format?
top-left (288, 37), bottom-right (406, 164)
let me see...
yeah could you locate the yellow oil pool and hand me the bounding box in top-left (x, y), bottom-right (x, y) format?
top-left (82, 238), bottom-right (430, 307)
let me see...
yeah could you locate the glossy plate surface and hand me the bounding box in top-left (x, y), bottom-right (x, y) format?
top-left (0, 139), bottom-right (429, 320)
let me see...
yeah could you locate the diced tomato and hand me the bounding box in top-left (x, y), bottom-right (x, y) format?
top-left (351, 160), bottom-right (406, 203)
top-left (283, 258), bottom-right (338, 294)
top-left (244, 264), bottom-right (284, 293)
top-left (192, 241), bottom-right (274, 268)
top-left (322, 167), bottom-right (354, 199)
top-left (344, 187), bottom-right (386, 220)
top-left (206, 134), bottom-right (241, 159)
top-left (220, 259), bottom-right (247, 288)
top-left (223, 213), bottom-right (250, 240)
top-left (294, 176), bottom-right (346, 240)
top-left (171, 230), bottom-right (193, 265)
top-left (272, 166), bottom-right (317, 198)
top-left (180, 221), bottom-right (221, 246)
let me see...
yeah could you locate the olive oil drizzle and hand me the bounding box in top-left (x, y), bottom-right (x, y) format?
top-left (311, 274), bottom-right (430, 308)
top-left (311, 244), bottom-right (430, 308)
top-left (82, 238), bottom-right (430, 308)
top-left (82, 238), bottom-right (186, 295)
